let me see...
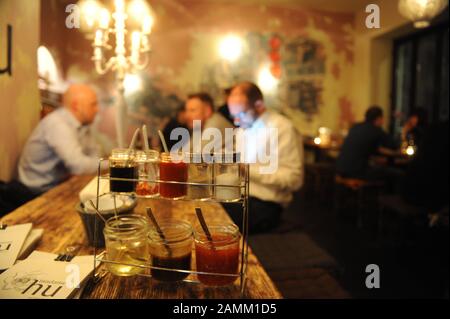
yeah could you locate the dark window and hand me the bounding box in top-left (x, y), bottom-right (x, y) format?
top-left (391, 23), bottom-right (449, 137)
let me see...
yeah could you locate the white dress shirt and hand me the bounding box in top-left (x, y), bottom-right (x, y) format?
top-left (18, 107), bottom-right (100, 193)
top-left (238, 110), bottom-right (304, 207)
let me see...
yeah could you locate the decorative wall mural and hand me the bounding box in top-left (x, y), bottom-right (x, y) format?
top-left (194, 32), bottom-right (326, 119)
top-left (283, 37), bottom-right (325, 120)
top-left (288, 80), bottom-right (323, 120)
top-left (41, 0), bottom-right (355, 140)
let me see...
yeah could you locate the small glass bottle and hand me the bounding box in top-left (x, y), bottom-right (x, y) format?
top-left (103, 215), bottom-right (150, 277)
top-left (186, 153), bottom-right (212, 200)
top-left (109, 148), bottom-right (138, 194)
top-left (135, 150), bottom-right (160, 198)
top-left (148, 220), bottom-right (193, 282)
top-left (159, 152), bottom-right (188, 199)
top-left (214, 153), bottom-right (242, 202)
top-left (194, 223), bottom-right (241, 286)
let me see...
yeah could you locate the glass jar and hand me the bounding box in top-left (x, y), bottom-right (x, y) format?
top-left (159, 152), bottom-right (188, 199)
top-left (213, 153), bottom-right (242, 202)
top-left (109, 148), bottom-right (138, 194)
top-left (186, 153), bottom-right (212, 200)
top-left (103, 215), bottom-right (150, 277)
top-left (194, 223), bottom-right (240, 286)
top-left (135, 150), bottom-right (160, 197)
top-left (148, 220), bottom-right (193, 282)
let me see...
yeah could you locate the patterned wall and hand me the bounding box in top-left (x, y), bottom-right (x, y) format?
top-left (41, 0), bottom-right (356, 145)
top-left (0, 0), bottom-right (41, 181)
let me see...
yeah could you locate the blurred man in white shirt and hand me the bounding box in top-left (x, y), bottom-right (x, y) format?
top-left (18, 84), bottom-right (101, 194)
top-left (226, 82), bottom-right (304, 233)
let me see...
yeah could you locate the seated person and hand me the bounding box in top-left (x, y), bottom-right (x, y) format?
top-left (226, 82), bottom-right (304, 233)
top-left (184, 92), bottom-right (234, 150)
top-left (401, 107), bottom-right (427, 147)
top-left (402, 121), bottom-right (449, 212)
top-left (18, 84), bottom-right (101, 194)
top-left (162, 104), bottom-right (187, 150)
top-left (336, 106), bottom-right (398, 181)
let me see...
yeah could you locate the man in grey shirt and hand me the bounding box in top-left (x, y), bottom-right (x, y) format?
top-left (18, 84), bottom-right (101, 194)
top-left (184, 92), bottom-right (234, 151)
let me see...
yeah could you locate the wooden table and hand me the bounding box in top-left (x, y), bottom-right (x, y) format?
top-left (1, 175), bottom-right (282, 299)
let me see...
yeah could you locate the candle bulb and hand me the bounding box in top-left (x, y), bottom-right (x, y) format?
top-left (94, 47), bottom-right (102, 61)
top-left (99, 9), bottom-right (110, 29)
top-left (94, 29), bottom-right (103, 46)
top-left (131, 31), bottom-right (141, 52)
top-left (115, 0), bottom-right (124, 12)
top-left (131, 31), bottom-right (141, 63)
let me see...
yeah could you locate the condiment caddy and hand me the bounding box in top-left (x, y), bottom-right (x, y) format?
top-left (91, 150), bottom-right (250, 296)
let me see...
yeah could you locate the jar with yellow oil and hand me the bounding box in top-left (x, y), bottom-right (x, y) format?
top-left (103, 215), bottom-right (150, 276)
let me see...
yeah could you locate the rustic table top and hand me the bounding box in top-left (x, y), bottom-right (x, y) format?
top-left (1, 175), bottom-right (282, 299)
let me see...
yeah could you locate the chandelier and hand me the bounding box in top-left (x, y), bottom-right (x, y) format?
top-left (78, 0), bottom-right (154, 147)
top-left (398, 0), bottom-right (448, 28)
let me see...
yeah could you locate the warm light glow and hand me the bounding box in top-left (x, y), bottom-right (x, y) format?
top-left (142, 15), bottom-right (154, 34)
top-left (123, 74), bottom-right (143, 95)
top-left (99, 8), bottom-right (110, 29)
top-left (406, 146), bottom-right (415, 156)
top-left (219, 35), bottom-right (243, 62)
top-left (79, 0), bottom-right (101, 29)
top-left (314, 137), bottom-right (322, 145)
top-left (257, 66), bottom-right (279, 92)
top-left (37, 46), bottom-right (60, 88)
top-left (399, 0), bottom-right (448, 29)
top-left (318, 127), bottom-right (330, 135)
top-left (128, 0), bottom-right (151, 21)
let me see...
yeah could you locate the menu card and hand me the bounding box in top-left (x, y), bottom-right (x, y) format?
top-left (0, 251), bottom-right (96, 299)
top-left (17, 229), bottom-right (44, 260)
top-left (0, 223), bottom-right (33, 270)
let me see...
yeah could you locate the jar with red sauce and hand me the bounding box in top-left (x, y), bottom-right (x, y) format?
top-left (194, 223), bottom-right (240, 286)
top-left (135, 150), bottom-right (160, 197)
top-left (159, 152), bottom-right (188, 199)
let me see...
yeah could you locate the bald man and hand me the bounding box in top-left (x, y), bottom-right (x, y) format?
top-left (18, 84), bottom-right (101, 193)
